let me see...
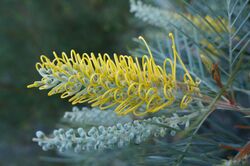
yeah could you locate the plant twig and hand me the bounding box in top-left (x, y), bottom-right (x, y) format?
top-left (175, 40), bottom-right (246, 165)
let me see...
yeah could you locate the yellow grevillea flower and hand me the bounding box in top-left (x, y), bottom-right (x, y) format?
top-left (200, 54), bottom-right (213, 73)
top-left (166, 13), bottom-right (227, 34)
top-left (28, 33), bottom-right (200, 116)
top-left (189, 15), bottom-right (228, 33)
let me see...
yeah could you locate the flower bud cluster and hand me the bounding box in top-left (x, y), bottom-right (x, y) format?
top-left (33, 112), bottom-right (197, 153)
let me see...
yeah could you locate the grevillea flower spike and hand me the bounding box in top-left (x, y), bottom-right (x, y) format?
top-left (28, 33), bottom-right (200, 116)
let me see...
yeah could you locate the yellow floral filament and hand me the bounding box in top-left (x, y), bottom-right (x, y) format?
top-left (28, 33), bottom-right (200, 116)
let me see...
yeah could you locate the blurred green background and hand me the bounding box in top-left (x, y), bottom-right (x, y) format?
top-left (0, 0), bottom-right (140, 165)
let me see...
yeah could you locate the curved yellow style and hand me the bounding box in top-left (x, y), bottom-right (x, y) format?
top-left (27, 33), bottom-right (200, 116)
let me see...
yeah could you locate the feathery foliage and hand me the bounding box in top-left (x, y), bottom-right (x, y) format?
top-left (129, 0), bottom-right (250, 165)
